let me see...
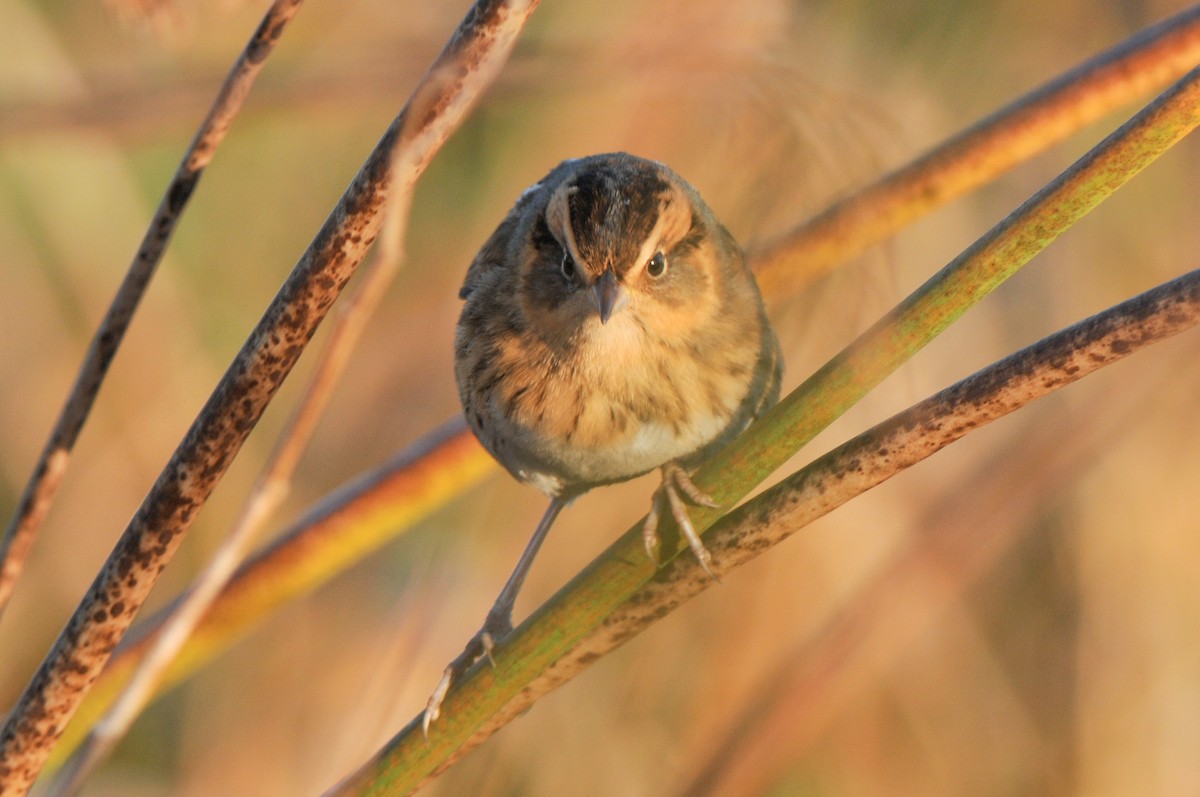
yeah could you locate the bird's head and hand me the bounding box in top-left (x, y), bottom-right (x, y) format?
top-left (518, 153), bottom-right (732, 344)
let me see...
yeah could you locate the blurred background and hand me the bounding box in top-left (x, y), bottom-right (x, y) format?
top-left (2, 0), bottom-right (1199, 794)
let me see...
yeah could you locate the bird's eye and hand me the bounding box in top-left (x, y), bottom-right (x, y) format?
top-left (560, 252), bottom-right (576, 282)
top-left (646, 251), bottom-right (667, 278)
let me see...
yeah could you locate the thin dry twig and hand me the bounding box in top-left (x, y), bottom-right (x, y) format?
top-left (0, 0), bottom-right (307, 619)
top-left (427, 269), bottom-right (1200, 784)
top-left (0, 1), bottom-right (539, 792)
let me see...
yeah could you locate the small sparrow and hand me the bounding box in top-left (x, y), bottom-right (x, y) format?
top-left (425, 152), bottom-right (781, 729)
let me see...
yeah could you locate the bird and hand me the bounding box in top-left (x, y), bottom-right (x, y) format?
top-left (424, 152), bottom-right (781, 730)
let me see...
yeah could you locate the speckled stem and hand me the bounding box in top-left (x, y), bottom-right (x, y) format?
top-left (369, 62), bottom-right (1200, 791)
top-left (0, 0), bottom-right (538, 792)
top-left (439, 268), bottom-right (1200, 783)
top-left (0, 0), bottom-right (307, 618)
top-left (40, 9), bottom-right (1200, 774)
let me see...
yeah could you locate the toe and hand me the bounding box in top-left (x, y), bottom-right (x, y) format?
top-left (641, 490), bottom-right (663, 565)
top-left (423, 668), bottom-right (454, 737)
top-left (424, 618), bottom-right (513, 733)
top-left (663, 480), bottom-right (719, 581)
top-left (665, 462), bottom-right (719, 508)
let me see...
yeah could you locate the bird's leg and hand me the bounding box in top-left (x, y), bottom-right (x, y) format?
top-left (641, 462), bottom-right (720, 579)
top-left (423, 496), bottom-right (568, 735)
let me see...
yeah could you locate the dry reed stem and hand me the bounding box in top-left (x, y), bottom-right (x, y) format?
top-left (45, 10), bottom-right (1200, 773)
top-left (677, 353), bottom-right (1196, 797)
top-left (750, 4), bottom-right (1200, 298)
top-left (395, 62), bottom-right (1200, 786)
top-left (0, 0), bottom-right (539, 792)
top-left (0, 0), bottom-right (306, 619)
top-left (46, 419), bottom-right (492, 773)
top-left (45, 177), bottom-right (415, 797)
top-left (434, 269), bottom-right (1200, 785)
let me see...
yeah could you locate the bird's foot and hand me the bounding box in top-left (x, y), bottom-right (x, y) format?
top-left (422, 610), bottom-right (513, 736)
top-left (642, 462), bottom-right (721, 580)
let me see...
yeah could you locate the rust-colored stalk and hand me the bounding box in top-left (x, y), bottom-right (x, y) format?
top-left (0, 0), bottom-right (539, 792)
top-left (0, 0), bottom-right (307, 618)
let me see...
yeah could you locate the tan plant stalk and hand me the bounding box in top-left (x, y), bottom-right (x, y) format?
top-left (0, 0), bottom-right (307, 619)
top-left (750, 4), bottom-right (1200, 299)
top-left (333, 62), bottom-right (1200, 791)
top-left (676, 348), bottom-right (1199, 797)
top-left (0, 1), bottom-right (539, 792)
top-left (40, 11), bottom-right (1200, 771)
top-left (423, 268), bottom-right (1200, 791)
top-left (45, 192), bottom-right (414, 797)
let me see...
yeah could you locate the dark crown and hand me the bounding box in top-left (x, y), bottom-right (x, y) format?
top-left (563, 159), bottom-right (671, 275)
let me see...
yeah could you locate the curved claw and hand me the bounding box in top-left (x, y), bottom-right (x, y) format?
top-left (663, 462), bottom-right (719, 509)
top-left (423, 669), bottom-right (454, 737)
top-left (422, 614), bottom-right (513, 737)
top-left (663, 481), bottom-right (719, 581)
top-left (641, 490), bottom-right (663, 566)
top-left (641, 462), bottom-right (722, 580)
top-left (424, 498), bottom-right (568, 735)
top-left (480, 629), bottom-right (500, 667)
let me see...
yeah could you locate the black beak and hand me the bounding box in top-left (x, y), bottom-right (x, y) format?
top-left (592, 269), bottom-right (624, 324)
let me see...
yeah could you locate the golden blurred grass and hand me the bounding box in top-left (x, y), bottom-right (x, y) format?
top-left (2, 1), bottom-right (1200, 795)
